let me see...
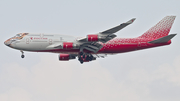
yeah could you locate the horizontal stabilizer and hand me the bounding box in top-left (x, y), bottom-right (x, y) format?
top-left (148, 34), bottom-right (176, 44)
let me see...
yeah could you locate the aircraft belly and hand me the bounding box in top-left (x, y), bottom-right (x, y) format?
top-left (15, 41), bottom-right (49, 51)
top-left (101, 43), bottom-right (138, 53)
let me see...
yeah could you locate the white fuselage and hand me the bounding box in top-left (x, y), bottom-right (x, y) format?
top-left (10, 34), bottom-right (77, 51)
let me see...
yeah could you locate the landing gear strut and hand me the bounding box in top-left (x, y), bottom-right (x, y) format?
top-left (79, 51), bottom-right (83, 55)
top-left (78, 48), bottom-right (85, 64)
top-left (20, 50), bottom-right (25, 58)
top-left (78, 51), bottom-right (84, 64)
top-left (87, 54), bottom-right (93, 61)
top-left (78, 57), bottom-right (84, 64)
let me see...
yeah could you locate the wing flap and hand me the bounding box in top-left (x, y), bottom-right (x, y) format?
top-left (92, 54), bottom-right (107, 58)
top-left (84, 47), bottom-right (97, 53)
top-left (83, 43), bottom-right (103, 53)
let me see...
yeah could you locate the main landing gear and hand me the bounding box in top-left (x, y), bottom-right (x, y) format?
top-left (78, 52), bottom-right (94, 64)
top-left (20, 50), bottom-right (25, 58)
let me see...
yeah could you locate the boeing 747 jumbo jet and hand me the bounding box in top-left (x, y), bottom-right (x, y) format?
top-left (4, 16), bottom-right (176, 64)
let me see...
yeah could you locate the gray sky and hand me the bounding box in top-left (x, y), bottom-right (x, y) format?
top-left (0, 0), bottom-right (180, 101)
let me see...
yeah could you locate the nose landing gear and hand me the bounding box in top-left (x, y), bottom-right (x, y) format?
top-left (20, 50), bottom-right (25, 58)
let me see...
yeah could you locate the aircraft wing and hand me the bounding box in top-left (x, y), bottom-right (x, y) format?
top-left (77, 18), bottom-right (135, 43)
top-left (77, 18), bottom-right (135, 53)
top-left (99, 18), bottom-right (136, 35)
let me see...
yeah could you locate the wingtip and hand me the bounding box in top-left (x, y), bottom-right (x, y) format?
top-left (131, 18), bottom-right (136, 22)
top-left (127, 18), bottom-right (136, 23)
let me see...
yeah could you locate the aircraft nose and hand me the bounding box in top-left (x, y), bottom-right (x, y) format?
top-left (4, 39), bottom-right (11, 46)
top-left (4, 40), bottom-right (8, 46)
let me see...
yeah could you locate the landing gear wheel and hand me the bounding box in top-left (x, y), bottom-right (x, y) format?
top-left (20, 50), bottom-right (25, 58)
top-left (89, 54), bottom-right (93, 61)
top-left (21, 55), bottom-right (25, 58)
top-left (78, 56), bottom-right (84, 64)
top-left (80, 61), bottom-right (83, 64)
top-left (86, 55), bottom-right (91, 61)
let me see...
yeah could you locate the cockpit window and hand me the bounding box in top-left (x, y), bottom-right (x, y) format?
top-left (11, 33), bottom-right (29, 40)
top-left (16, 34), bottom-right (21, 37)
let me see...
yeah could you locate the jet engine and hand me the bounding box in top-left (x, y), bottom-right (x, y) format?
top-left (59, 54), bottom-right (76, 61)
top-left (63, 42), bottom-right (79, 49)
top-left (87, 34), bottom-right (99, 42)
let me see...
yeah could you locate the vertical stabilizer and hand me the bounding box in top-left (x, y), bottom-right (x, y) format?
top-left (139, 16), bottom-right (176, 39)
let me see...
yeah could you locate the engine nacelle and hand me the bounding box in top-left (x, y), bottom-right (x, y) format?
top-left (63, 42), bottom-right (73, 49)
top-left (59, 54), bottom-right (76, 61)
top-left (63, 42), bottom-right (79, 49)
top-left (87, 34), bottom-right (99, 42)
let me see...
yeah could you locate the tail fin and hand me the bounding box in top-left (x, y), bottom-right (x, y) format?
top-left (139, 16), bottom-right (176, 39)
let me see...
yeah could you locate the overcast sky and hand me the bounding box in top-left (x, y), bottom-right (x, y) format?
top-left (0, 0), bottom-right (180, 101)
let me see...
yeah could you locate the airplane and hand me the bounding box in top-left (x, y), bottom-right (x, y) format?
top-left (4, 16), bottom-right (176, 64)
